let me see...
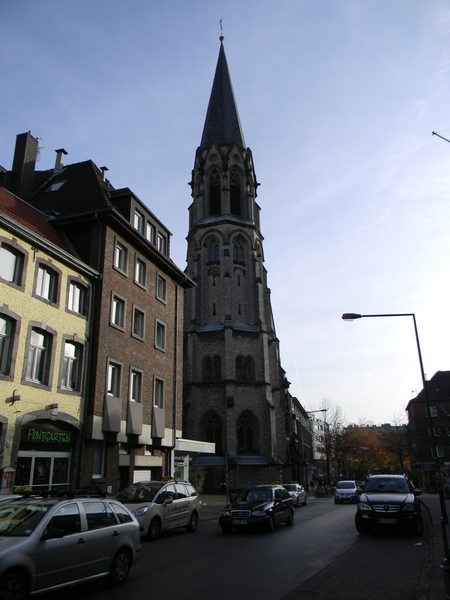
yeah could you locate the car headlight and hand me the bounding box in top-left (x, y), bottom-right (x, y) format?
top-left (220, 509), bottom-right (231, 517)
top-left (357, 502), bottom-right (372, 511)
top-left (402, 504), bottom-right (416, 512)
top-left (252, 510), bottom-right (268, 517)
top-left (132, 506), bottom-right (149, 517)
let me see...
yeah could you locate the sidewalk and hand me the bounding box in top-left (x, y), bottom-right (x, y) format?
top-left (199, 493), bottom-right (447, 600)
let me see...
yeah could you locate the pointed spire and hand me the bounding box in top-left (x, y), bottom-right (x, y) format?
top-left (200, 38), bottom-right (246, 149)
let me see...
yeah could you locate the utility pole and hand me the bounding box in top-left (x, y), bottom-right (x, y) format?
top-left (432, 131), bottom-right (450, 144)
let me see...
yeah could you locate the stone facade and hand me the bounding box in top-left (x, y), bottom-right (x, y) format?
top-left (183, 40), bottom-right (296, 491)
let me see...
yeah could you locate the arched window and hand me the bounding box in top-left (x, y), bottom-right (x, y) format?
top-left (203, 357), bottom-right (212, 380)
top-left (244, 356), bottom-right (254, 380)
top-left (236, 355), bottom-right (244, 380)
top-left (203, 410), bottom-right (223, 454)
top-left (209, 168), bottom-right (221, 216)
top-left (230, 168), bottom-right (241, 216)
top-left (208, 242), bottom-right (219, 264)
top-left (237, 410), bottom-right (255, 452)
top-left (213, 355), bottom-right (221, 380)
top-left (233, 240), bottom-right (244, 264)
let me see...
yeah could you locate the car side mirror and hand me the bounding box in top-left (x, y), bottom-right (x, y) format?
top-left (42, 527), bottom-right (65, 541)
top-left (356, 489), bottom-right (362, 495)
top-left (164, 497), bottom-right (174, 505)
top-left (414, 489), bottom-right (422, 496)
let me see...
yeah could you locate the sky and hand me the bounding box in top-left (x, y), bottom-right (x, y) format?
top-left (2, 0), bottom-right (450, 426)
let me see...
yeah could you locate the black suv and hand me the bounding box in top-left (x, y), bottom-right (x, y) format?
top-left (355, 474), bottom-right (423, 536)
top-left (219, 484), bottom-right (294, 533)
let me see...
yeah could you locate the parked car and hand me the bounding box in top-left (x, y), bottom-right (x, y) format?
top-left (356, 481), bottom-right (364, 491)
top-left (219, 484), bottom-right (294, 533)
top-left (283, 483), bottom-right (307, 507)
top-left (116, 480), bottom-right (200, 541)
top-left (0, 495), bottom-right (141, 599)
top-left (355, 473), bottom-right (423, 536)
top-left (334, 480), bottom-right (358, 504)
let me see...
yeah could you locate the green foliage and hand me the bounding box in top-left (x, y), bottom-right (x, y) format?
top-left (190, 466), bottom-right (207, 494)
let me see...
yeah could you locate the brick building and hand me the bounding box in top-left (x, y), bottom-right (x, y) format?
top-left (1, 133), bottom-right (211, 494)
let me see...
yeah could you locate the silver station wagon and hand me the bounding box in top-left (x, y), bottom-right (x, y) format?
top-left (0, 495), bottom-right (141, 599)
top-left (116, 480), bottom-right (200, 541)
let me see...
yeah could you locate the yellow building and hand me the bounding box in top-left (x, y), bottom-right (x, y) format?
top-left (0, 187), bottom-right (99, 494)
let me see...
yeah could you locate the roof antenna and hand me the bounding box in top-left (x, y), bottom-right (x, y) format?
top-left (219, 18), bottom-right (224, 42)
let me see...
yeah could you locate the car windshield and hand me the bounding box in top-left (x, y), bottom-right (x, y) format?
top-left (365, 478), bottom-right (410, 493)
top-left (237, 488), bottom-right (272, 503)
top-left (284, 485), bottom-right (296, 492)
top-left (116, 482), bottom-right (163, 504)
top-left (0, 502), bottom-right (49, 537)
top-left (336, 482), bottom-right (355, 489)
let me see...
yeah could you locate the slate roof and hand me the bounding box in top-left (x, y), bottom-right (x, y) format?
top-left (30, 160), bottom-right (113, 218)
top-left (200, 38), bottom-right (246, 149)
top-left (0, 186), bottom-right (71, 253)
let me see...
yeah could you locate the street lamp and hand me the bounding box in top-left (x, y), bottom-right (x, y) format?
top-left (342, 311), bottom-right (450, 594)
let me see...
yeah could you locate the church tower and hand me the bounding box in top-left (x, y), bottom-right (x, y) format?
top-left (183, 37), bottom-right (293, 491)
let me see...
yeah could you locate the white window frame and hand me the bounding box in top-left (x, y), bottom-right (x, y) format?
top-left (132, 306), bottom-right (145, 340)
top-left (133, 209), bottom-right (145, 235)
top-left (135, 257), bottom-right (146, 287)
top-left (154, 377), bottom-right (164, 408)
top-left (130, 369), bottom-right (143, 403)
top-left (61, 341), bottom-right (82, 391)
top-left (155, 320), bottom-right (166, 351)
top-left (114, 241), bottom-right (128, 273)
top-left (111, 294), bottom-right (125, 329)
top-left (107, 361), bottom-right (122, 397)
top-left (156, 274), bottom-right (167, 302)
top-left (36, 265), bottom-right (58, 303)
top-left (157, 232), bottom-right (167, 255)
top-left (146, 223), bottom-right (156, 245)
top-left (68, 281), bottom-right (87, 315)
top-left (0, 315), bottom-right (14, 375)
top-left (0, 244), bottom-right (23, 285)
top-left (26, 328), bottom-right (51, 384)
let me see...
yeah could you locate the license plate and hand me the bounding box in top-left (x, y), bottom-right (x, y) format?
top-left (379, 518), bottom-right (396, 524)
top-left (232, 519), bottom-right (247, 525)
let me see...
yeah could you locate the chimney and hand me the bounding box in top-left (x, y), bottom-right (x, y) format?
top-left (54, 148), bottom-right (68, 173)
top-left (100, 166), bottom-right (108, 182)
top-left (12, 132), bottom-right (38, 201)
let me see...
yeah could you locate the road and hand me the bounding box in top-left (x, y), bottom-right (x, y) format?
top-left (44, 498), bottom-right (430, 600)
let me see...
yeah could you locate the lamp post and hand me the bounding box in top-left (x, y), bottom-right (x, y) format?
top-left (342, 311), bottom-right (450, 595)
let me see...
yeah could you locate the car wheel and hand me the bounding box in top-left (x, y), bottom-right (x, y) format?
top-left (148, 517), bottom-right (162, 541)
top-left (186, 511), bottom-right (199, 533)
top-left (412, 515), bottom-right (424, 537)
top-left (334, 499), bottom-right (339, 504)
top-left (220, 525), bottom-right (232, 534)
top-left (286, 509), bottom-right (294, 526)
top-left (0, 572), bottom-right (28, 600)
top-left (109, 549), bottom-right (131, 586)
top-left (266, 515), bottom-right (275, 533)
top-left (355, 515), bottom-right (372, 535)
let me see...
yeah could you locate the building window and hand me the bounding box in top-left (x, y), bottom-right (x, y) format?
top-left (208, 243), bottom-right (220, 264)
top-left (209, 168), bottom-right (221, 215)
top-left (157, 233), bottom-right (167, 255)
top-left (157, 274), bottom-right (167, 302)
top-left (130, 369), bottom-right (142, 402)
top-left (132, 307), bottom-right (145, 339)
top-left (61, 341), bottom-right (82, 391)
top-left (114, 241), bottom-right (128, 273)
top-left (26, 328), bottom-right (51, 385)
top-left (107, 361), bottom-right (121, 397)
top-left (92, 441), bottom-right (105, 479)
top-left (236, 355), bottom-right (254, 380)
top-left (233, 240), bottom-right (244, 264)
top-left (230, 168), bottom-right (241, 216)
top-left (237, 410), bottom-right (255, 452)
top-left (68, 281), bottom-right (87, 315)
top-left (0, 316), bottom-right (14, 375)
top-left (111, 295), bottom-right (125, 329)
top-left (154, 377), bottom-right (164, 408)
top-left (133, 209), bottom-right (145, 235)
top-left (0, 243), bottom-right (24, 286)
top-left (135, 257), bottom-right (146, 287)
top-left (146, 222), bottom-right (156, 245)
top-left (155, 320), bottom-right (166, 351)
top-left (436, 445), bottom-right (444, 458)
top-left (36, 265), bottom-right (58, 303)
top-left (203, 355), bottom-right (221, 381)
top-left (426, 406), bottom-right (438, 418)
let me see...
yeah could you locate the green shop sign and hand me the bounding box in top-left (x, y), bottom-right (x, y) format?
top-left (21, 422), bottom-right (74, 445)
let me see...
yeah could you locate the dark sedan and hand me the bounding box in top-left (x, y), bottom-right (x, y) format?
top-left (219, 485), bottom-right (294, 533)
